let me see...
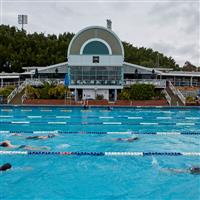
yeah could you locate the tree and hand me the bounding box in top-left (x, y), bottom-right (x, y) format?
top-left (182, 61), bottom-right (197, 71)
top-left (0, 25), bottom-right (179, 72)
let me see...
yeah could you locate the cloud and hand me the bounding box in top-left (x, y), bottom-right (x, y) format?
top-left (2, 1), bottom-right (199, 66)
top-left (149, 1), bottom-right (200, 34)
top-left (151, 40), bottom-right (200, 66)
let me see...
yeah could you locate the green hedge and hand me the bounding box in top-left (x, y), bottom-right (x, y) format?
top-left (118, 84), bottom-right (164, 100)
top-left (25, 83), bottom-right (70, 99)
top-left (0, 85), bottom-right (15, 97)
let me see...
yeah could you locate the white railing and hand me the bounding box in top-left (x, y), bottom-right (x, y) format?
top-left (26, 78), bottom-right (64, 86)
top-left (180, 90), bottom-right (199, 98)
top-left (163, 90), bottom-right (171, 106)
top-left (7, 87), bottom-right (18, 104)
top-left (21, 93), bottom-right (27, 104)
top-left (7, 80), bottom-right (30, 104)
top-left (124, 79), bottom-right (166, 88)
top-left (0, 81), bottom-right (24, 88)
top-left (168, 81), bottom-right (186, 105)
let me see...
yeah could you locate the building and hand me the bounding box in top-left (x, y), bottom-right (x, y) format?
top-left (67, 25), bottom-right (124, 101)
top-left (1, 22), bottom-right (200, 103)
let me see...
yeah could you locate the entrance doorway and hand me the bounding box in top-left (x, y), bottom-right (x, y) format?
top-left (109, 89), bottom-right (115, 101)
top-left (77, 89), bottom-right (83, 101)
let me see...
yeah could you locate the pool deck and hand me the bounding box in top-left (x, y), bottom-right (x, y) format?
top-left (22, 99), bottom-right (168, 106)
top-left (1, 104), bottom-right (200, 109)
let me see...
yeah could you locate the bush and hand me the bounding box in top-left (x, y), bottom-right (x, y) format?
top-left (48, 84), bottom-right (69, 99)
top-left (96, 94), bottom-right (104, 100)
top-left (25, 85), bottom-right (40, 99)
top-left (25, 83), bottom-right (70, 99)
top-left (0, 85), bottom-right (15, 97)
top-left (118, 89), bottom-right (130, 100)
top-left (186, 96), bottom-right (195, 103)
top-left (118, 84), bottom-right (163, 100)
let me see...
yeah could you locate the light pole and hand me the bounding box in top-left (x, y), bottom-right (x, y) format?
top-left (18, 15), bottom-right (28, 31)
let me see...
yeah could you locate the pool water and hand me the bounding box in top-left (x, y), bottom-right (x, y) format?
top-left (0, 106), bottom-right (200, 200)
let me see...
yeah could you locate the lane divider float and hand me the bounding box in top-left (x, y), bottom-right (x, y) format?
top-left (0, 131), bottom-right (200, 135)
top-left (0, 151), bottom-right (199, 156)
top-left (1, 121), bottom-right (200, 125)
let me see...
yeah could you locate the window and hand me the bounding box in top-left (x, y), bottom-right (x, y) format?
top-left (93, 56), bottom-right (99, 63)
top-left (82, 41), bottom-right (110, 55)
top-left (70, 66), bottom-right (122, 85)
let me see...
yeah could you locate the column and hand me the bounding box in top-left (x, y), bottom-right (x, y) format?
top-left (190, 77), bottom-right (193, 86)
top-left (114, 89), bottom-right (117, 101)
top-left (75, 89), bottom-right (77, 101)
top-left (1, 78), bottom-right (3, 88)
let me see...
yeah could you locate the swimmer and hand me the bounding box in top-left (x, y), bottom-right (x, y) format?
top-left (160, 166), bottom-right (200, 175)
top-left (83, 105), bottom-right (90, 110)
top-left (152, 157), bottom-right (200, 175)
top-left (112, 137), bottom-right (139, 142)
top-left (107, 106), bottom-right (113, 111)
top-left (26, 133), bottom-right (57, 140)
top-left (0, 140), bottom-right (50, 151)
top-left (0, 163), bottom-right (12, 171)
top-left (10, 133), bottom-right (23, 137)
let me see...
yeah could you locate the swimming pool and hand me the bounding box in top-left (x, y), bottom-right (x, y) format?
top-left (0, 106), bottom-right (200, 200)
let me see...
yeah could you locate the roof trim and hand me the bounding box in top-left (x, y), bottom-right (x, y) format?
top-left (29, 62), bottom-right (67, 73)
top-left (123, 62), bottom-right (162, 74)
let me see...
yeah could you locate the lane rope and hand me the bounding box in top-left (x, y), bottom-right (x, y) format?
top-left (0, 131), bottom-right (200, 135)
top-left (1, 115), bottom-right (200, 120)
top-left (0, 121), bottom-right (200, 126)
top-left (0, 151), bottom-right (200, 156)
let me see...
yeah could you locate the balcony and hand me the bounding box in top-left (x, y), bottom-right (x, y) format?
top-left (124, 79), bottom-right (166, 88)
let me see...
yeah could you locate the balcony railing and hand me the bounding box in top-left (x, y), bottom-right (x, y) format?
top-left (70, 80), bottom-right (123, 86)
top-left (124, 79), bottom-right (166, 88)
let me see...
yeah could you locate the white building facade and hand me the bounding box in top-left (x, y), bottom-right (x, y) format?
top-left (67, 26), bottom-right (124, 101)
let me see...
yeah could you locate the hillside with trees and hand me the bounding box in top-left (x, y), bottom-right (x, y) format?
top-left (0, 25), bottom-right (180, 72)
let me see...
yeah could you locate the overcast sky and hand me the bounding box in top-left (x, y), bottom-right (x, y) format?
top-left (1, 0), bottom-right (200, 67)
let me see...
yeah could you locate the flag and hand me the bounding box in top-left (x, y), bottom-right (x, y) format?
top-left (64, 73), bottom-right (70, 86)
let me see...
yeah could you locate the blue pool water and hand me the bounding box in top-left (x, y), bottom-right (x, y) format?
top-left (0, 106), bottom-right (200, 200)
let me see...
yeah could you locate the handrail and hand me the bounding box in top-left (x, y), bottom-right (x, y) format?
top-left (168, 81), bottom-right (186, 105)
top-left (163, 90), bottom-right (171, 106)
top-left (21, 94), bottom-right (27, 104)
top-left (7, 80), bottom-right (30, 104)
top-left (7, 87), bottom-right (18, 104)
top-left (124, 79), bottom-right (166, 88)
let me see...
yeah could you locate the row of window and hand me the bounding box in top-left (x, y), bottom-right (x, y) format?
top-left (70, 66), bottom-right (122, 85)
top-left (70, 80), bottom-right (123, 85)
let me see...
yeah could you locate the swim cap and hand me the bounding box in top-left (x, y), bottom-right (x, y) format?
top-left (0, 163), bottom-right (12, 171)
top-left (190, 167), bottom-right (200, 174)
top-left (48, 134), bottom-right (55, 138)
top-left (0, 142), bottom-right (9, 147)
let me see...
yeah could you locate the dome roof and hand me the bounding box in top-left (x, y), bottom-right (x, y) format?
top-left (67, 26), bottom-right (124, 57)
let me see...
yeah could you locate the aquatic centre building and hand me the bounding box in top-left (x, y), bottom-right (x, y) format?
top-left (1, 22), bottom-right (200, 103)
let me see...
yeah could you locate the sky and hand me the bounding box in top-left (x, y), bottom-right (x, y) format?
top-left (1, 0), bottom-right (200, 67)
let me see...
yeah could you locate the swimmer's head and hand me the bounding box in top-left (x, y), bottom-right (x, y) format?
top-left (190, 167), bottom-right (200, 174)
top-left (126, 137), bottom-right (139, 142)
top-left (116, 138), bottom-right (123, 141)
top-left (0, 141), bottom-right (10, 147)
top-left (48, 134), bottom-right (55, 138)
top-left (0, 163), bottom-right (12, 171)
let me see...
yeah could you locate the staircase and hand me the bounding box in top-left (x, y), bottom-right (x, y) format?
top-left (9, 88), bottom-right (25, 104)
top-left (7, 80), bottom-right (29, 104)
top-left (165, 81), bottom-right (185, 106)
